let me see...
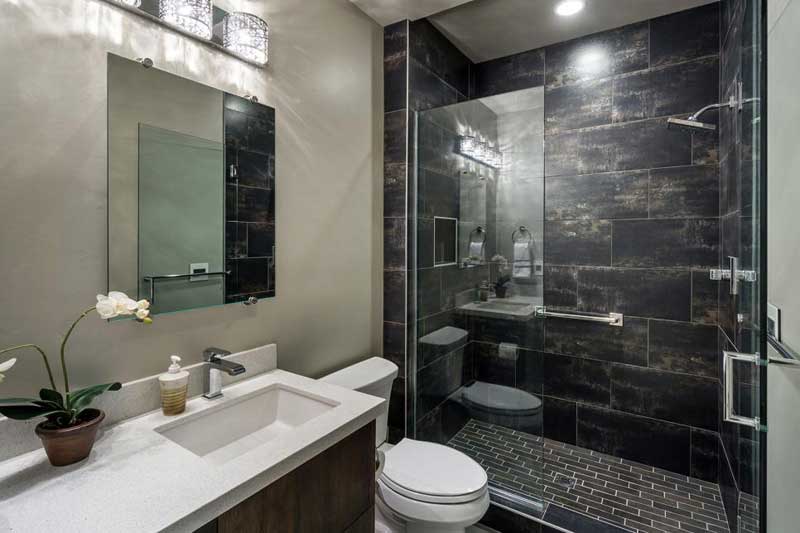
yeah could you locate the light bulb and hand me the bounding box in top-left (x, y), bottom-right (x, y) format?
top-left (555, 0), bottom-right (585, 17)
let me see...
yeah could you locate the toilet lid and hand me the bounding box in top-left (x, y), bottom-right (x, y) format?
top-left (461, 381), bottom-right (542, 415)
top-left (380, 439), bottom-right (488, 504)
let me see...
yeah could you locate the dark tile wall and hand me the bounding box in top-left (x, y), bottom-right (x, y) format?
top-left (224, 94), bottom-right (276, 302)
top-left (383, 3), bottom-right (731, 489)
top-left (537, 3), bottom-right (723, 482)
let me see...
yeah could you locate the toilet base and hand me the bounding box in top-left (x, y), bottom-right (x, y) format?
top-left (375, 500), bottom-right (471, 533)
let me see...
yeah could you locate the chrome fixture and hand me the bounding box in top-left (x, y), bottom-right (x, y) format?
top-left (202, 347), bottom-right (245, 399)
top-left (244, 94), bottom-right (260, 103)
top-left (458, 136), bottom-right (503, 169)
top-left (710, 256), bottom-right (757, 295)
top-left (723, 350), bottom-right (761, 428)
top-left (136, 57), bottom-right (154, 68)
top-left (535, 306), bottom-right (624, 327)
top-left (159, 0), bottom-right (213, 40)
top-left (244, 296), bottom-right (258, 306)
top-left (667, 80), bottom-right (760, 133)
top-left (117, 0), bottom-right (142, 6)
top-left (224, 12), bottom-right (270, 65)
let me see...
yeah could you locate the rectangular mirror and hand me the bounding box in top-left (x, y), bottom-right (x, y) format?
top-left (108, 54), bottom-right (275, 315)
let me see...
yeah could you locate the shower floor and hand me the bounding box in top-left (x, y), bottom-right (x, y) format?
top-left (449, 420), bottom-right (730, 533)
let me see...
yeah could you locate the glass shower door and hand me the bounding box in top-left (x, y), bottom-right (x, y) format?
top-left (412, 87), bottom-right (546, 516)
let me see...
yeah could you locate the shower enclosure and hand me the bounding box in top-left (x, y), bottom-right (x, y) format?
top-left (397, 2), bottom-right (767, 530)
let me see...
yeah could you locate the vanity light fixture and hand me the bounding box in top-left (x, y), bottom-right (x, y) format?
top-left (116, 0), bottom-right (142, 6)
top-left (555, 0), bottom-right (585, 17)
top-left (159, 0), bottom-right (213, 40)
top-left (224, 12), bottom-right (270, 65)
top-left (458, 136), bottom-right (502, 170)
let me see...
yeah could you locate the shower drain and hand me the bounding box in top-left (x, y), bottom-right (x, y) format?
top-left (553, 475), bottom-right (576, 490)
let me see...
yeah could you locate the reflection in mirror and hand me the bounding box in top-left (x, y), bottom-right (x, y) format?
top-left (108, 54), bottom-right (275, 315)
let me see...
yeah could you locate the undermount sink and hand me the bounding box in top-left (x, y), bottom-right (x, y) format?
top-left (155, 384), bottom-right (338, 464)
top-left (458, 297), bottom-right (537, 320)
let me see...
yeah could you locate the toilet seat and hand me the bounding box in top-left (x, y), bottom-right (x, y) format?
top-left (379, 439), bottom-right (488, 504)
top-left (461, 381), bottom-right (542, 415)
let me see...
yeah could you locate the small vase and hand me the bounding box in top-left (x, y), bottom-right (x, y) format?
top-left (495, 286), bottom-right (508, 299)
top-left (35, 409), bottom-right (105, 467)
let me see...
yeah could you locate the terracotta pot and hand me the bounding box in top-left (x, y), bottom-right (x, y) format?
top-left (35, 409), bottom-right (105, 467)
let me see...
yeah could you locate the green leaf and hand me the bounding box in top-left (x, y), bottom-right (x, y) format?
top-left (39, 389), bottom-right (65, 409)
top-left (0, 405), bottom-right (65, 421)
top-left (66, 382), bottom-right (122, 413)
top-left (32, 400), bottom-right (66, 411)
top-left (44, 411), bottom-right (74, 428)
top-left (0, 397), bottom-right (40, 405)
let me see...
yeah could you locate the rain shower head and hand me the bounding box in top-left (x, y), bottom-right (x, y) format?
top-left (667, 117), bottom-right (717, 132)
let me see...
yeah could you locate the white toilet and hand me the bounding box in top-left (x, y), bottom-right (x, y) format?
top-left (321, 357), bottom-right (490, 533)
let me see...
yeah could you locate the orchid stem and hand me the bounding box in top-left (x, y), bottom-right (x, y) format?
top-left (0, 344), bottom-right (57, 391)
top-left (59, 306), bottom-right (96, 394)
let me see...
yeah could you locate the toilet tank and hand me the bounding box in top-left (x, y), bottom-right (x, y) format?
top-left (320, 357), bottom-right (398, 446)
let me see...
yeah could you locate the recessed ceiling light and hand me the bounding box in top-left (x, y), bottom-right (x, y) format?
top-left (555, 0), bottom-right (585, 17)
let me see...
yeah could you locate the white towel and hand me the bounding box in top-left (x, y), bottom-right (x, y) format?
top-left (512, 241), bottom-right (532, 278)
top-left (468, 240), bottom-right (484, 261)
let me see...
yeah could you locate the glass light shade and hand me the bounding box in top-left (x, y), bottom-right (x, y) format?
top-left (224, 12), bottom-right (270, 65)
top-left (117, 0), bottom-right (142, 6)
top-left (159, 0), bottom-right (213, 40)
top-left (459, 136), bottom-right (476, 157)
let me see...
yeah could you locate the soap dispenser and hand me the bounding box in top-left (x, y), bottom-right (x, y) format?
top-left (159, 355), bottom-right (189, 415)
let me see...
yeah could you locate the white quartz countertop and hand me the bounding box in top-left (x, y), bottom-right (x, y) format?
top-left (0, 369), bottom-right (384, 533)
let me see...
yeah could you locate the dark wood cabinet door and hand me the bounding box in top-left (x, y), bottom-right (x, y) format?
top-left (217, 422), bottom-right (375, 533)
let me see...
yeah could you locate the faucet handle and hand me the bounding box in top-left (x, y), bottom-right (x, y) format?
top-left (203, 347), bottom-right (232, 362)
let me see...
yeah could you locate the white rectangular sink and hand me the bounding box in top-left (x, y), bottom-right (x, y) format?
top-left (155, 384), bottom-right (338, 464)
top-left (458, 297), bottom-right (538, 320)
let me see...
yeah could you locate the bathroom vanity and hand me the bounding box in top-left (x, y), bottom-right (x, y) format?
top-left (0, 346), bottom-right (383, 532)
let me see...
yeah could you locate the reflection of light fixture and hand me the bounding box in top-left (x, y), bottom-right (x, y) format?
top-left (224, 12), bottom-right (270, 65)
top-left (117, 0), bottom-right (142, 6)
top-left (159, 0), bottom-right (213, 40)
top-left (458, 136), bottom-right (502, 169)
top-left (555, 0), bottom-right (585, 16)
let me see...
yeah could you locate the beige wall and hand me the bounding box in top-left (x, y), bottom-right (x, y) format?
top-left (0, 0), bottom-right (383, 397)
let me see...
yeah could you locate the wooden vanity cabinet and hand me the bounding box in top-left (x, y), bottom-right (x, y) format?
top-left (205, 421), bottom-right (375, 533)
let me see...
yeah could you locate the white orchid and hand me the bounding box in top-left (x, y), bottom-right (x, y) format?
top-left (135, 308), bottom-right (150, 320)
top-left (96, 292), bottom-right (140, 319)
top-left (0, 358), bottom-right (16, 384)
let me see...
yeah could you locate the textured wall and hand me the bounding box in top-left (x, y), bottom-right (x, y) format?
top-left (0, 0), bottom-right (383, 397)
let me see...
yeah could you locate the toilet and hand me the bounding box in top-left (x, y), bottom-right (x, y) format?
top-left (459, 380), bottom-right (542, 434)
top-left (321, 357), bottom-right (490, 533)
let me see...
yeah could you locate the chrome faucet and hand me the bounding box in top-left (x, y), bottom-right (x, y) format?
top-left (202, 347), bottom-right (245, 399)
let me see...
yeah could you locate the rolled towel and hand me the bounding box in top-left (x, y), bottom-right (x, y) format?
top-left (512, 241), bottom-right (532, 278)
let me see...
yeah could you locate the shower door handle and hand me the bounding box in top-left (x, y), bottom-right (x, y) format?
top-left (723, 350), bottom-right (761, 429)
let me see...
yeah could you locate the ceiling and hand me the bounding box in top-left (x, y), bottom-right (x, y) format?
top-left (351, 0), bottom-right (718, 63)
top-left (348, 0), bottom-right (475, 27)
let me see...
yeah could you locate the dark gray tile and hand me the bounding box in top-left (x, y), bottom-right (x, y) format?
top-left (420, 169), bottom-right (459, 219)
top-left (650, 3), bottom-right (720, 68)
top-left (544, 396), bottom-right (577, 445)
top-left (612, 57), bottom-right (719, 123)
top-left (577, 404), bottom-right (691, 475)
top-left (544, 504), bottom-right (632, 533)
top-left (649, 320), bottom-right (718, 379)
top-left (545, 118), bottom-right (692, 178)
top-left (384, 270), bottom-right (406, 324)
top-left (691, 428), bottom-right (720, 484)
top-left (544, 317), bottom-right (647, 366)
top-left (545, 171), bottom-right (649, 221)
top-left (247, 222), bottom-right (274, 258)
top-left (417, 267), bottom-right (442, 318)
top-left (472, 48), bottom-right (545, 98)
top-left (692, 270), bottom-right (721, 325)
top-left (611, 219), bottom-right (720, 268)
top-left (384, 111), bottom-right (407, 218)
top-left (234, 258), bottom-right (271, 294)
top-left (649, 165), bottom-right (720, 218)
top-left (545, 78), bottom-right (613, 133)
top-left (545, 220), bottom-right (612, 266)
top-left (610, 365), bottom-right (718, 431)
top-left (409, 19), bottom-right (470, 97)
top-left (417, 346), bottom-right (468, 417)
top-left (545, 22), bottom-right (649, 89)
top-left (544, 266), bottom-right (578, 310)
top-left (544, 353), bottom-right (611, 406)
top-left (517, 349), bottom-right (544, 395)
top-left (577, 267), bottom-right (692, 321)
top-left (388, 377), bottom-right (406, 434)
top-left (226, 221), bottom-right (247, 258)
top-left (466, 314), bottom-right (544, 351)
top-left (410, 59), bottom-right (462, 112)
top-left (384, 21), bottom-right (408, 113)
top-left (473, 342), bottom-right (516, 387)
top-left (481, 504), bottom-right (543, 533)
top-left (384, 217), bottom-right (406, 271)
top-left (417, 217), bottom-right (434, 269)
top-left (383, 322), bottom-right (406, 378)
top-left (236, 186), bottom-right (271, 223)
top-left (692, 128), bottom-right (720, 166)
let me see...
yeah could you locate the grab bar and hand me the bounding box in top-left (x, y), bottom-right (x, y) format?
top-left (534, 306), bottom-right (623, 327)
top-left (143, 271), bottom-right (230, 303)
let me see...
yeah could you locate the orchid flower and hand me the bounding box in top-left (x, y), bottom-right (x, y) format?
top-left (0, 358), bottom-right (16, 384)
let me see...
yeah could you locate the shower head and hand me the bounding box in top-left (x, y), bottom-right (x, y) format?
top-left (667, 117), bottom-right (717, 132)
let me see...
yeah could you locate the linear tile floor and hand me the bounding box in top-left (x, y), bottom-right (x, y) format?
top-left (449, 419), bottom-right (731, 533)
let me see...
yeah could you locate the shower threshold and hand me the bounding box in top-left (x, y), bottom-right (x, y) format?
top-left (450, 420), bottom-right (731, 533)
